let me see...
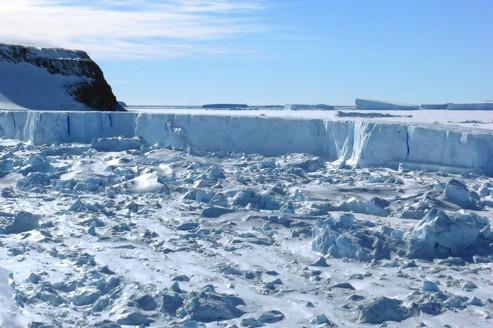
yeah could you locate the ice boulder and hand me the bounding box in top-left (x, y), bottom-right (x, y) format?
top-left (355, 99), bottom-right (419, 110)
top-left (337, 197), bottom-right (389, 217)
top-left (0, 43), bottom-right (121, 111)
top-left (312, 228), bottom-right (372, 261)
top-left (125, 172), bottom-right (165, 194)
top-left (0, 212), bottom-right (40, 234)
top-left (0, 159), bottom-right (13, 178)
top-left (407, 208), bottom-right (492, 260)
top-left (478, 182), bottom-right (492, 197)
top-left (358, 297), bottom-right (410, 324)
top-left (18, 156), bottom-right (54, 176)
top-left (312, 218), bottom-right (403, 261)
top-left (176, 285), bottom-right (245, 322)
top-left (440, 179), bottom-right (481, 210)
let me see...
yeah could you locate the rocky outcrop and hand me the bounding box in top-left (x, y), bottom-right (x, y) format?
top-left (0, 43), bottom-right (120, 111)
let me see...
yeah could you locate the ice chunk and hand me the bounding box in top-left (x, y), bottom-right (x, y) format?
top-left (116, 312), bottom-right (153, 326)
top-left (72, 287), bottom-right (101, 306)
top-left (358, 297), bottom-right (410, 324)
top-left (18, 155), bottom-right (54, 176)
top-left (257, 310), bottom-right (285, 324)
top-left (440, 179), bottom-right (481, 209)
top-left (422, 280), bottom-right (440, 293)
top-left (478, 182), bottom-right (492, 197)
top-left (177, 285), bottom-right (245, 323)
top-left (407, 208), bottom-right (492, 260)
top-left (312, 228), bottom-right (371, 261)
top-left (128, 173), bottom-right (164, 193)
top-left (337, 197), bottom-right (389, 217)
top-left (0, 211), bottom-right (40, 234)
top-left (201, 207), bottom-right (235, 218)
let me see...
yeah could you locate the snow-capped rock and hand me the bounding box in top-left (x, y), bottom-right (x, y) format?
top-left (0, 43), bottom-right (120, 111)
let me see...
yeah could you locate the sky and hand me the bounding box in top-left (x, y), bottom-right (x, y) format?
top-left (1, 0), bottom-right (492, 105)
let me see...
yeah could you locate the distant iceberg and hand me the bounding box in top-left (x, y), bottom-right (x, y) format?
top-left (421, 103), bottom-right (449, 110)
top-left (447, 103), bottom-right (493, 110)
top-left (355, 99), bottom-right (420, 110)
top-left (284, 104), bottom-right (335, 110)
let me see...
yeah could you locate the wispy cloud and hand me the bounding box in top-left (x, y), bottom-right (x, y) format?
top-left (0, 0), bottom-right (265, 58)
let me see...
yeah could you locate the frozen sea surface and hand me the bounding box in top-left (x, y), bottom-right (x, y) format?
top-left (0, 138), bottom-right (492, 327)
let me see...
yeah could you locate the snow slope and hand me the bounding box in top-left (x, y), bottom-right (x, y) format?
top-left (0, 43), bottom-right (120, 111)
top-left (0, 62), bottom-right (86, 111)
top-left (0, 110), bottom-right (492, 176)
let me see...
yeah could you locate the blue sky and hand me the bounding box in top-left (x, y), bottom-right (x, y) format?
top-left (2, 0), bottom-right (492, 105)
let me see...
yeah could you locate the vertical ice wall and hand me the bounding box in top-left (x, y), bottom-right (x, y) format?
top-left (0, 111), bottom-right (492, 176)
top-left (0, 111), bottom-right (136, 144)
top-left (135, 113), bottom-right (330, 156)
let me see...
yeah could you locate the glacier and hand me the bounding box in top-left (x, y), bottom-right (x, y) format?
top-left (0, 110), bottom-right (492, 176)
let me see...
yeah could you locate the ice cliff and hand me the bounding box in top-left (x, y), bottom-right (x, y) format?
top-left (0, 111), bottom-right (492, 176)
top-left (0, 44), bottom-right (120, 111)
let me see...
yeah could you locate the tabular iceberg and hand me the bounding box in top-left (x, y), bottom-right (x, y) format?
top-left (1, 110), bottom-right (492, 176)
top-left (355, 98), bottom-right (420, 110)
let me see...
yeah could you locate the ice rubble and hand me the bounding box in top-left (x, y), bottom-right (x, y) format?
top-left (1, 140), bottom-right (493, 327)
top-left (1, 110), bottom-right (493, 176)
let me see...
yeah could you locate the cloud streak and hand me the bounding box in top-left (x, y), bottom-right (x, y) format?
top-left (0, 0), bottom-right (264, 58)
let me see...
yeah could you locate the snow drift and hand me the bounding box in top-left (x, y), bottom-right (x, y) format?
top-left (0, 111), bottom-right (492, 176)
top-left (0, 43), bottom-right (120, 111)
